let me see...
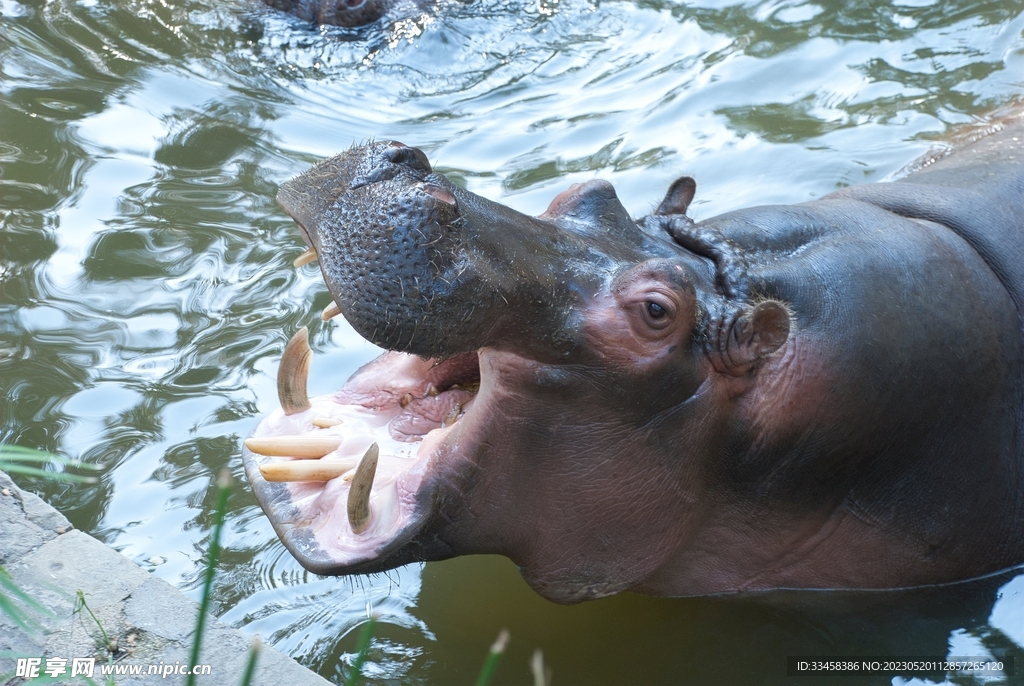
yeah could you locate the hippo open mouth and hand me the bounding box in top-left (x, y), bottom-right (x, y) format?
top-left (242, 335), bottom-right (482, 574)
top-left (244, 125), bottom-right (1024, 602)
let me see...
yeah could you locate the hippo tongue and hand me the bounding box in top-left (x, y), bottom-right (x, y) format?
top-left (276, 142), bottom-right (620, 361)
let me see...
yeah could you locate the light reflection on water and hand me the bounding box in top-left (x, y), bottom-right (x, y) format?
top-left (1, 0), bottom-right (1023, 681)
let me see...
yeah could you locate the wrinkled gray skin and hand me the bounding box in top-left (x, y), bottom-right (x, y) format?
top-left (246, 116), bottom-right (1024, 603)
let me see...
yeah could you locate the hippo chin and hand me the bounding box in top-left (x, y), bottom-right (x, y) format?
top-left (243, 116), bottom-right (1024, 604)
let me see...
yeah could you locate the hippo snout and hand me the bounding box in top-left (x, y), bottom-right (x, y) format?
top-left (275, 141), bottom-right (644, 360)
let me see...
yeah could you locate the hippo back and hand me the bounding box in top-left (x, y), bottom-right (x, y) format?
top-left (834, 117), bottom-right (1024, 320)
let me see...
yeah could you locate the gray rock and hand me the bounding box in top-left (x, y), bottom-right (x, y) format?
top-left (0, 471), bottom-right (331, 686)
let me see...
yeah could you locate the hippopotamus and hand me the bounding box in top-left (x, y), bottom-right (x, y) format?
top-left (242, 114), bottom-right (1024, 603)
top-left (262, 0), bottom-right (420, 27)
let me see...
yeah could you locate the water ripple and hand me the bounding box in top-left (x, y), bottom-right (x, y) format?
top-left (2, 0), bottom-right (1023, 681)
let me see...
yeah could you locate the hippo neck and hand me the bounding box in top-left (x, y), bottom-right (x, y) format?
top-left (661, 195), bottom-right (1024, 593)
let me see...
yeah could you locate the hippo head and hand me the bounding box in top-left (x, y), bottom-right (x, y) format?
top-left (243, 142), bottom-right (791, 603)
top-left (264, 0), bottom-right (389, 27)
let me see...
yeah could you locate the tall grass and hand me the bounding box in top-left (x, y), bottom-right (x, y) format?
top-left (0, 446), bottom-right (98, 484)
top-left (187, 469), bottom-right (250, 686)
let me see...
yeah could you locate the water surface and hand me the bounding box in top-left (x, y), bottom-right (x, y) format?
top-left (2, 0), bottom-right (1024, 682)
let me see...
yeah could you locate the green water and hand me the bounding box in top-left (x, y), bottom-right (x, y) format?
top-left (2, 0), bottom-right (1024, 682)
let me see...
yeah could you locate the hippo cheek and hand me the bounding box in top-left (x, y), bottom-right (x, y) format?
top-left (577, 265), bottom-right (711, 412)
top-left (506, 457), bottom-right (700, 604)
top-left (436, 350), bottom-right (705, 604)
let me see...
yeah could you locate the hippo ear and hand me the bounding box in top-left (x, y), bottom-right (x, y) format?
top-left (719, 300), bottom-right (790, 375)
top-left (655, 176), bottom-right (696, 216)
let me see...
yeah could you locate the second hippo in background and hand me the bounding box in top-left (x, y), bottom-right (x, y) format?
top-left (262, 0), bottom-right (426, 27)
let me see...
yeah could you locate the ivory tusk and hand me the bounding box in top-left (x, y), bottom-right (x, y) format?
top-left (258, 458), bottom-right (357, 482)
top-left (312, 417), bottom-right (342, 428)
top-left (321, 301), bottom-right (342, 321)
top-left (278, 327), bottom-right (312, 415)
top-left (244, 435), bottom-right (342, 458)
top-left (293, 247), bottom-right (317, 268)
top-left (347, 443), bottom-right (379, 534)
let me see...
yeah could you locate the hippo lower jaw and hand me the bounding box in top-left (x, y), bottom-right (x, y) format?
top-left (242, 339), bottom-right (484, 575)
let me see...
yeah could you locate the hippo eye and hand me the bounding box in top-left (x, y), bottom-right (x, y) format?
top-left (646, 302), bottom-right (666, 319)
top-left (637, 295), bottom-right (676, 332)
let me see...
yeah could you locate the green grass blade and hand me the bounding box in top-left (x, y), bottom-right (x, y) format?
top-left (0, 592), bottom-right (35, 633)
top-left (239, 636), bottom-right (260, 686)
top-left (0, 464), bottom-right (97, 483)
top-left (343, 617), bottom-right (377, 686)
top-left (530, 649), bottom-right (551, 686)
top-left (74, 590), bottom-right (112, 651)
top-left (0, 566), bottom-right (52, 632)
top-left (0, 445), bottom-right (99, 468)
top-left (186, 469), bottom-right (232, 686)
top-left (0, 445), bottom-right (100, 483)
top-left (0, 567), bottom-right (49, 614)
top-left (475, 629), bottom-right (510, 686)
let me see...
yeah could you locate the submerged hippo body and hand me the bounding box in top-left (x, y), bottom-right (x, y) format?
top-left (243, 116), bottom-right (1024, 603)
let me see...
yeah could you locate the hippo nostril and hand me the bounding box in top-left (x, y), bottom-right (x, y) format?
top-left (420, 183), bottom-right (457, 206)
top-left (385, 144), bottom-right (432, 174)
top-left (349, 142), bottom-right (433, 190)
top-left (343, 0), bottom-right (364, 8)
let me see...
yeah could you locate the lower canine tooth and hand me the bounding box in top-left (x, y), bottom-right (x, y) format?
top-left (245, 435), bottom-right (342, 458)
top-left (258, 458), bottom-right (357, 482)
top-left (312, 417), bottom-right (342, 428)
top-left (347, 443), bottom-right (379, 534)
top-left (321, 302), bottom-right (341, 321)
top-left (441, 404), bottom-right (462, 427)
top-left (293, 247), bottom-right (317, 268)
top-left (278, 328), bottom-right (313, 415)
